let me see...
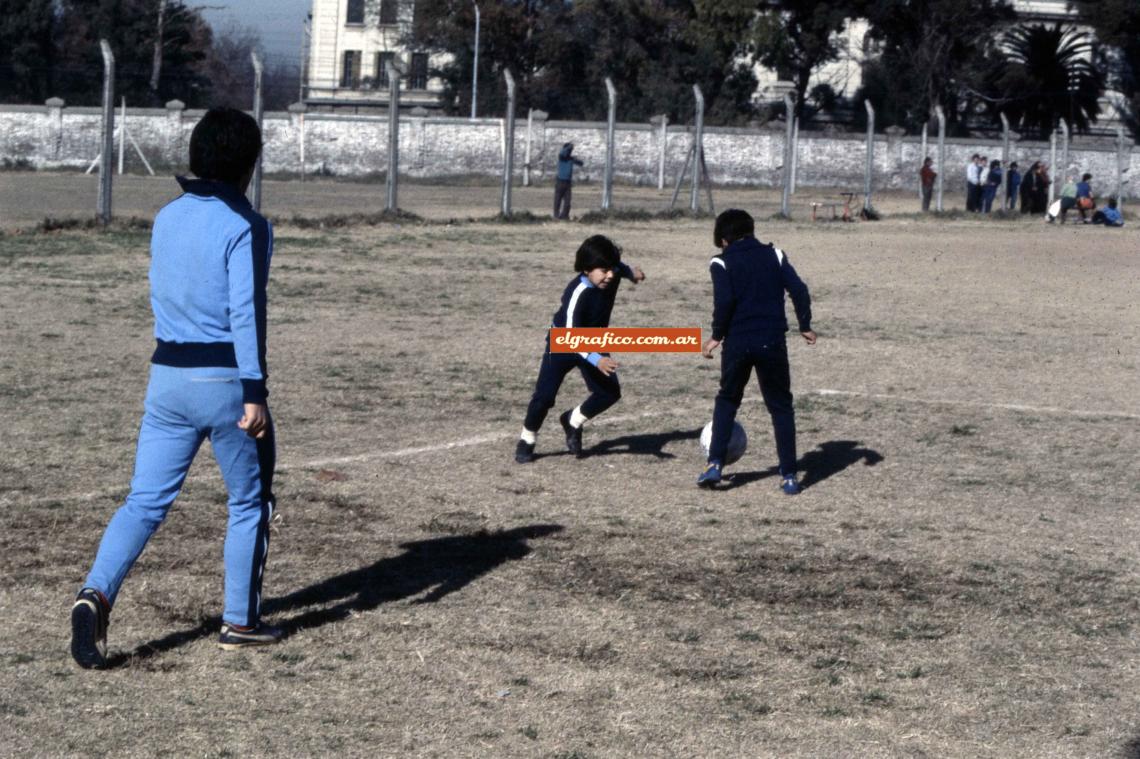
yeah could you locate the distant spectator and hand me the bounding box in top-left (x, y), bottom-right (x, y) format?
top-left (553, 142), bottom-right (584, 220)
top-left (1075, 172), bottom-right (1095, 222)
top-left (1020, 161), bottom-right (1039, 214)
top-left (920, 157), bottom-right (936, 212)
top-left (1053, 175), bottom-right (1078, 224)
top-left (965, 154), bottom-right (981, 212)
top-left (1031, 163), bottom-right (1051, 215)
top-left (982, 159), bottom-right (1002, 213)
top-left (1091, 197), bottom-right (1124, 227)
top-left (1006, 162), bottom-right (1021, 211)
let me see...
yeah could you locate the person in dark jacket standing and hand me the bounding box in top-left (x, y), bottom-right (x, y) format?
top-left (69, 108), bottom-right (281, 669)
top-left (698, 209), bottom-right (815, 494)
top-left (553, 142), bottom-right (584, 220)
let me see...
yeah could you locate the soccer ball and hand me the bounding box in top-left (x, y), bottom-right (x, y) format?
top-left (699, 421), bottom-right (748, 465)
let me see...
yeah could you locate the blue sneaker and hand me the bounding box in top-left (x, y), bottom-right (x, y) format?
top-left (697, 461), bottom-right (722, 488)
top-left (781, 474), bottom-right (801, 495)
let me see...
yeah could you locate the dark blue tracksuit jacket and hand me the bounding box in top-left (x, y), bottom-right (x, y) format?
top-left (709, 237), bottom-right (811, 345)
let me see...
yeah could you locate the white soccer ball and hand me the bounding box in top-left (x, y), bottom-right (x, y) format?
top-left (699, 421), bottom-right (748, 465)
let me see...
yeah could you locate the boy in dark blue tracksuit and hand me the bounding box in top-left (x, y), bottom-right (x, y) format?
top-left (70, 108), bottom-right (281, 669)
top-left (516, 235), bottom-right (645, 462)
top-left (698, 209), bottom-right (816, 493)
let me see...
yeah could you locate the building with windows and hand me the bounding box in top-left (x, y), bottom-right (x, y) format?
top-left (304, 0), bottom-right (447, 111)
top-left (751, 0), bottom-right (1078, 104)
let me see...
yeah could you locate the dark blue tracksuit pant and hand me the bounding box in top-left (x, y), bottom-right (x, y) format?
top-left (523, 345), bottom-right (621, 432)
top-left (711, 339), bottom-right (796, 476)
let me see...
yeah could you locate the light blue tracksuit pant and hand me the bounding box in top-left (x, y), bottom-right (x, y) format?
top-left (84, 364), bottom-right (275, 627)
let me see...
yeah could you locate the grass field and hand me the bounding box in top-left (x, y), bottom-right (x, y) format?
top-left (1, 184), bottom-right (1139, 757)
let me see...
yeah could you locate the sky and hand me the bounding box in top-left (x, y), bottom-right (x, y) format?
top-left (200, 0), bottom-right (312, 69)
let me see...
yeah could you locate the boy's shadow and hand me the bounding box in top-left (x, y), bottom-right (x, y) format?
top-left (587, 427), bottom-right (701, 460)
top-left (723, 440), bottom-right (883, 490)
top-left (110, 523), bottom-right (563, 667)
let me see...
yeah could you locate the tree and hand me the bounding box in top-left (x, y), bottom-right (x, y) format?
top-left (412, 0), bottom-right (758, 124)
top-left (994, 23), bottom-right (1103, 139)
top-left (751, 1), bottom-right (856, 124)
top-left (0, 0), bottom-right (57, 103)
top-left (205, 25), bottom-right (300, 111)
top-left (1070, 0), bottom-right (1140, 140)
top-left (860, 0), bottom-right (1016, 133)
top-left (54, 0), bottom-right (213, 107)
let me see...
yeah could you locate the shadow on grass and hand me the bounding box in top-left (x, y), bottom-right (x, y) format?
top-left (110, 523), bottom-right (563, 667)
top-left (721, 439), bottom-right (883, 490)
top-left (587, 427), bottom-right (702, 460)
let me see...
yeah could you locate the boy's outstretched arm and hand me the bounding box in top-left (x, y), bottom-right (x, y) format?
top-left (780, 254), bottom-right (814, 343)
top-left (705, 256), bottom-right (734, 358)
top-left (617, 261), bottom-right (646, 283)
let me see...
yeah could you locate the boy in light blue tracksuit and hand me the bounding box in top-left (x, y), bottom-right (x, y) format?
top-left (70, 108), bottom-right (281, 669)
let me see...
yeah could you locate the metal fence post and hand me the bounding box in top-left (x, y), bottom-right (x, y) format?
top-left (97, 40), bottom-right (115, 226)
top-left (863, 100), bottom-right (875, 213)
top-left (1117, 127), bottom-right (1127, 213)
top-left (523, 108), bottom-right (533, 187)
top-left (790, 116), bottom-right (799, 195)
top-left (780, 93), bottom-right (793, 217)
top-left (1000, 112), bottom-right (1010, 209)
top-left (920, 120), bottom-right (928, 203)
top-left (250, 52), bottom-right (264, 211)
top-left (935, 106), bottom-right (945, 212)
top-left (501, 69), bottom-right (516, 216)
top-left (656, 115), bottom-right (668, 191)
top-left (1060, 118), bottom-right (1070, 177)
top-left (386, 61), bottom-right (401, 212)
top-left (603, 77), bottom-right (616, 211)
top-left (1049, 128), bottom-right (1057, 204)
top-left (691, 85), bottom-right (705, 213)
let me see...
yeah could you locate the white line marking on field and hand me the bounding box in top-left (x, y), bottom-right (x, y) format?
top-left (290, 409), bottom-right (675, 470)
top-left (12, 389), bottom-right (1136, 509)
top-left (815, 389), bottom-right (1140, 420)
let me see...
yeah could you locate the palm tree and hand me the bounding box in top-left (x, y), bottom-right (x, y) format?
top-left (997, 23), bottom-right (1104, 139)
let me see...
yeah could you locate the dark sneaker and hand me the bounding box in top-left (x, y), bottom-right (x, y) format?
top-left (560, 411), bottom-right (583, 457)
top-left (218, 622), bottom-right (284, 650)
top-left (71, 588), bottom-right (110, 669)
top-left (781, 474), bottom-right (801, 495)
top-left (697, 462), bottom-right (722, 488)
top-left (514, 439), bottom-right (535, 464)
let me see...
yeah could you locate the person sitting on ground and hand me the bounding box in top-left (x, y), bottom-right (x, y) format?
top-left (1052, 175), bottom-right (1078, 224)
top-left (1075, 173), bottom-right (1095, 223)
top-left (1091, 197), bottom-right (1124, 227)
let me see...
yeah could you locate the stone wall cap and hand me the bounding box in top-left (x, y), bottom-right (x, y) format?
top-left (530, 109), bottom-right (549, 121)
top-left (649, 114), bottom-right (668, 125)
top-left (45, 97), bottom-right (65, 108)
top-left (409, 106), bottom-right (429, 117)
top-left (885, 125), bottom-right (907, 136)
top-left (165, 99), bottom-right (186, 110)
top-left (287, 102), bottom-right (307, 113)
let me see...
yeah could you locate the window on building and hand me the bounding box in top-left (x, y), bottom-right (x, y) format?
top-left (379, 0), bottom-right (398, 25)
top-left (346, 0), bottom-right (365, 24)
top-left (410, 53), bottom-right (428, 90)
top-left (375, 52), bottom-right (396, 88)
top-left (341, 50), bottom-right (362, 88)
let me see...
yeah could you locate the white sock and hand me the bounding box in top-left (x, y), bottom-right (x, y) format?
top-left (520, 428), bottom-right (536, 445)
top-left (569, 406), bottom-right (588, 429)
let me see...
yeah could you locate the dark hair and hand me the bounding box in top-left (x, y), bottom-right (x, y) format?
top-left (1107, 196), bottom-right (1118, 208)
top-left (189, 107), bottom-right (262, 185)
top-left (991, 159), bottom-right (1000, 169)
top-left (574, 235), bottom-right (621, 272)
top-left (713, 209), bottom-right (754, 247)
top-left (1082, 173), bottom-right (1092, 181)
top-left (1010, 161), bottom-right (1019, 169)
